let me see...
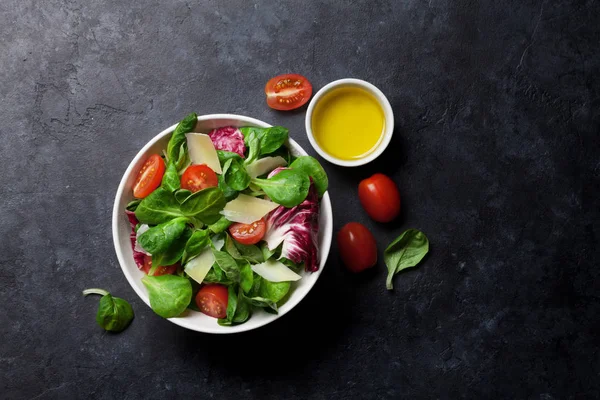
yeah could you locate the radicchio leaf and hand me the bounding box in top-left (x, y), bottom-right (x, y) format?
top-left (125, 210), bottom-right (147, 269)
top-left (208, 126), bottom-right (246, 157)
top-left (267, 166), bottom-right (289, 178)
top-left (263, 184), bottom-right (320, 272)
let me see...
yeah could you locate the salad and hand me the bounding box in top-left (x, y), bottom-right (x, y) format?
top-left (125, 113), bottom-right (328, 326)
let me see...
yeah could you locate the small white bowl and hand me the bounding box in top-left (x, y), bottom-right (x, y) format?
top-left (112, 114), bottom-right (333, 334)
top-left (305, 78), bottom-right (394, 167)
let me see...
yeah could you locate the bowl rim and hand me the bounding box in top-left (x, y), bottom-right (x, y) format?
top-left (304, 78), bottom-right (394, 167)
top-left (112, 113), bottom-right (333, 334)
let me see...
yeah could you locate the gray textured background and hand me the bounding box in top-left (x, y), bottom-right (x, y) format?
top-left (2, 0), bottom-right (599, 399)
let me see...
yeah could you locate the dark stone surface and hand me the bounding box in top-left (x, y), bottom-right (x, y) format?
top-left (1, 0), bottom-right (599, 398)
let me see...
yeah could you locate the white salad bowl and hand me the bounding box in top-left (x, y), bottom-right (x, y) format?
top-left (112, 114), bottom-right (333, 334)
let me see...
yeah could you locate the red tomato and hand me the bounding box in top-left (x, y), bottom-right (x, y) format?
top-left (265, 73), bottom-right (313, 110)
top-left (229, 218), bottom-right (266, 245)
top-left (358, 173), bottom-right (401, 223)
top-left (181, 164), bottom-right (218, 193)
top-left (142, 255), bottom-right (177, 276)
top-left (337, 222), bottom-right (378, 273)
top-left (196, 284), bottom-right (228, 318)
top-left (133, 154), bottom-right (165, 198)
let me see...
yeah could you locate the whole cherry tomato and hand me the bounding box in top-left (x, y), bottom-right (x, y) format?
top-left (358, 173), bottom-right (401, 222)
top-left (337, 222), bottom-right (378, 272)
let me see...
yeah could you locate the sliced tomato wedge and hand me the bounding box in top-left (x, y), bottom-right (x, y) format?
top-left (229, 218), bottom-right (266, 245)
top-left (265, 73), bottom-right (313, 110)
top-left (142, 255), bottom-right (178, 276)
top-left (195, 284), bottom-right (228, 318)
top-left (133, 154), bottom-right (165, 198)
top-left (181, 164), bottom-right (218, 193)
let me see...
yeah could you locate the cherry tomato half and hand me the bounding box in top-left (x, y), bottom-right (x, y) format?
top-left (358, 173), bottom-right (401, 223)
top-left (181, 164), bottom-right (218, 193)
top-left (337, 222), bottom-right (378, 273)
top-left (196, 284), bottom-right (228, 319)
top-left (133, 154), bottom-right (165, 198)
top-left (142, 255), bottom-right (178, 276)
top-left (229, 218), bottom-right (266, 245)
top-left (265, 73), bottom-right (313, 111)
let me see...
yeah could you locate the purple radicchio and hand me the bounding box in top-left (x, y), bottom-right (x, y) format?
top-left (208, 126), bottom-right (246, 157)
top-left (125, 211), bottom-right (147, 269)
top-left (263, 181), bottom-right (320, 272)
top-left (268, 166), bottom-right (288, 178)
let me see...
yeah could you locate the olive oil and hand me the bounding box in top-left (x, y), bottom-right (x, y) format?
top-left (311, 87), bottom-right (385, 160)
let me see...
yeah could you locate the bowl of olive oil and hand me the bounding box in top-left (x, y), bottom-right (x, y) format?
top-left (305, 79), bottom-right (394, 166)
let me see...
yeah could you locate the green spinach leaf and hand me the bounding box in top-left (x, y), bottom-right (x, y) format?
top-left (244, 295), bottom-right (278, 313)
top-left (203, 264), bottom-right (230, 284)
top-left (224, 233), bottom-right (242, 259)
top-left (174, 189), bottom-right (193, 204)
top-left (218, 174), bottom-right (238, 202)
top-left (175, 142), bottom-right (190, 172)
top-left (232, 293), bottom-right (250, 323)
top-left (223, 158), bottom-right (251, 191)
top-left (259, 280), bottom-right (290, 303)
top-left (218, 286), bottom-right (250, 325)
top-left (235, 243), bottom-right (264, 264)
top-left (161, 161), bottom-right (180, 193)
top-left (251, 169), bottom-right (310, 207)
top-left (225, 234), bottom-right (263, 264)
top-left (82, 288), bottom-right (134, 333)
top-left (208, 216), bottom-right (232, 233)
top-left (248, 273), bottom-right (262, 297)
top-left (142, 275), bottom-right (192, 318)
top-left (179, 187), bottom-right (227, 224)
top-left (260, 242), bottom-right (278, 261)
top-left (182, 229), bottom-right (210, 264)
top-left (280, 257), bottom-right (303, 272)
top-left (151, 228), bottom-right (191, 268)
top-left (267, 146), bottom-right (294, 166)
top-left (244, 129), bottom-right (261, 164)
top-left (290, 156), bottom-right (329, 197)
top-left (238, 260), bottom-right (254, 294)
top-left (137, 217), bottom-right (188, 255)
top-left (126, 199), bottom-right (141, 212)
top-left (166, 112), bottom-right (197, 166)
top-left (258, 126), bottom-right (288, 155)
top-left (384, 229), bottom-right (429, 290)
top-left (212, 249), bottom-right (240, 283)
top-left (218, 285), bottom-right (238, 326)
top-left (243, 189), bottom-right (267, 197)
top-left (240, 126), bottom-right (289, 156)
top-left (217, 150), bottom-right (243, 166)
top-left (135, 188), bottom-right (183, 225)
